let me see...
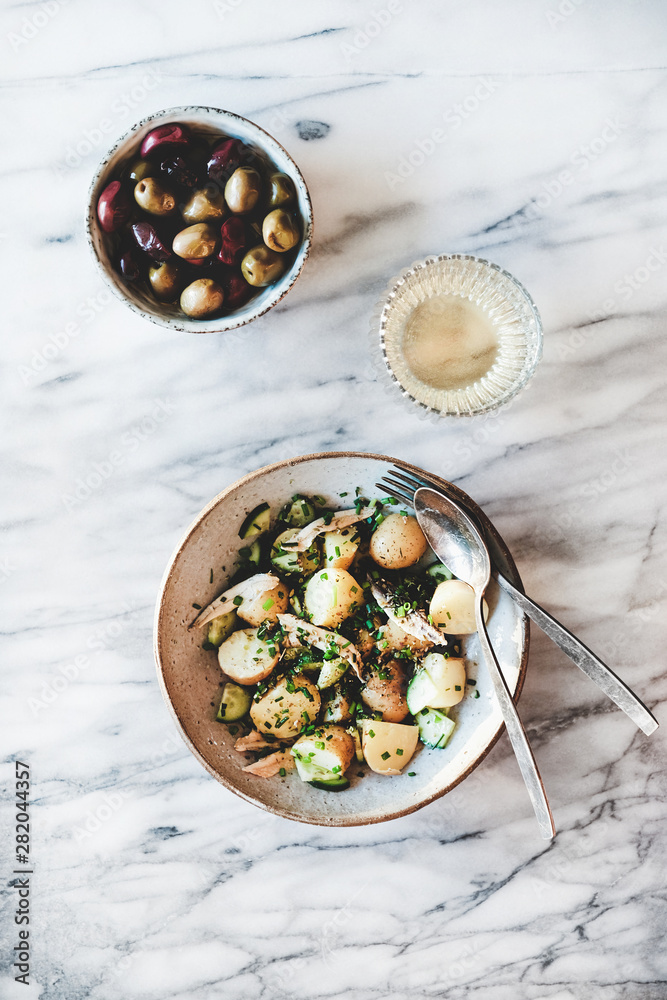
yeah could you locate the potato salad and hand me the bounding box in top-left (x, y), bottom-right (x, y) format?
top-left (189, 493), bottom-right (485, 791)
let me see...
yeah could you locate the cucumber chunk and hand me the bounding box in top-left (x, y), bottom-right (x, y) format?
top-left (280, 495), bottom-right (319, 528)
top-left (427, 562), bottom-right (454, 583)
top-left (406, 668), bottom-right (439, 715)
top-left (271, 528), bottom-right (320, 575)
top-left (207, 611), bottom-right (238, 647)
top-left (316, 657), bottom-right (348, 690)
top-left (309, 776), bottom-right (350, 791)
top-left (239, 502), bottom-right (270, 539)
top-left (216, 682), bottom-right (252, 722)
top-left (416, 707), bottom-right (456, 749)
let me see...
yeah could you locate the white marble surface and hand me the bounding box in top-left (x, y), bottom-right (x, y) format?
top-left (2, 1), bottom-right (667, 997)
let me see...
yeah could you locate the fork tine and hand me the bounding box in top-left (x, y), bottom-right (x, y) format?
top-left (375, 477), bottom-right (415, 507)
top-left (385, 468), bottom-right (430, 491)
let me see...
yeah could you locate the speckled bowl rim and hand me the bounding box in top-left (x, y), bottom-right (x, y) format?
top-left (153, 451), bottom-right (529, 827)
top-left (375, 254), bottom-right (543, 417)
top-left (85, 105), bottom-right (313, 335)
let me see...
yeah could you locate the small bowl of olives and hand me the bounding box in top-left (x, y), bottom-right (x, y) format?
top-left (86, 106), bottom-right (313, 333)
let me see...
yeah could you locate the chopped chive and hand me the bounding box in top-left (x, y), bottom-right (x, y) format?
top-left (279, 767), bottom-right (286, 777)
top-left (455, 685), bottom-right (461, 691)
top-left (262, 598), bottom-right (275, 611)
top-left (466, 678), bottom-right (477, 686)
top-left (331, 765), bottom-right (341, 773)
top-left (473, 689), bottom-right (480, 699)
top-left (408, 771), bottom-right (416, 777)
top-left (315, 741), bottom-right (325, 749)
top-left (192, 603), bottom-right (202, 609)
top-left (446, 611), bottom-right (451, 619)
top-left (233, 595), bottom-right (243, 606)
top-left (381, 751), bottom-right (390, 761)
top-left (368, 729), bottom-right (375, 738)
top-left (335, 546), bottom-right (341, 558)
top-left (395, 748), bottom-right (404, 756)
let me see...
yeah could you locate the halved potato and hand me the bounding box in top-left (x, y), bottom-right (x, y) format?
top-left (360, 719), bottom-right (419, 775)
top-left (218, 628), bottom-right (280, 685)
top-left (250, 672), bottom-right (320, 735)
top-left (422, 652), bottom-right (466, 708)
top-left (236, 582), bottom-right (289, 627)
top-left (429, 579), bottom-right (488, 634)
top-left (361, 659), bottom-right (409, 723)
top-left (303, 568), bottom-right (362, 628)
top-left (292, 725), bottom-right (355, 780)
top-left (323, 528), bottom-right (360, 571)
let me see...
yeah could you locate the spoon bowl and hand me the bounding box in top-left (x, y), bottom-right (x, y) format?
top-left (414, 487), bottom-right (555, 839)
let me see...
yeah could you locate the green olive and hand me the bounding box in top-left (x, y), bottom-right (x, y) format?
top-left (172, 223), bottom-right (218, 260)
top-left (182, 186), bottom-right (227, 225)
top-left (180, 278), bottom-right (225, 318)
top-left (262, 209), bottom-right (300, 253)
top-left (241, 244), bottom-right (286, 287)
top-left (224, 167), bottom-right (262, 214)
top-left (148, 261), bottom-right (181, 301)
top-left (268, 172), bottom-right (295, 209)
top-left (134, 177), bottom-right (177, 216)
top-left (128, 158), bottom-right (155, 184)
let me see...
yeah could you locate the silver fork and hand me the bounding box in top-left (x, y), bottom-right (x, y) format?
top-left (377, 467), bottom-right (658, 737)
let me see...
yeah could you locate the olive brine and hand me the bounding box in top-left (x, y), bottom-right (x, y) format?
top-left (189, 493), bottom-right (488, 791)
top-left (96, 122), bottom-right (303, 319)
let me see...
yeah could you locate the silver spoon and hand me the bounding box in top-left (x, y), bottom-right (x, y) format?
top-left (381, 469), bottom-right (658, 737)
top-left (414, 486), bottom-right (555, 840)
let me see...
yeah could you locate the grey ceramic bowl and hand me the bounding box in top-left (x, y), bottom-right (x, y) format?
top-left (86, 105), bottom-right (313, 334)
top-left (154, 452), bottom-right (529, 826)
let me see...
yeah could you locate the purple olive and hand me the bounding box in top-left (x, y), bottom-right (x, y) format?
top-left (159, 156), bottom-right (198, 190)
top-left (140, 122), bottom-right (191, 158)
top-left (223, 269), bottom-right (253, 309)
top-left (217, 215), bottom-right (248, 266)
top-left (97, 180), bottom-right (131, 234)
top-left (118, 249), bottom-right (141, 282)
top-left (131, 221), bottom-right (172, 262)
top-left (207, 138), bottom-right (245, 187)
